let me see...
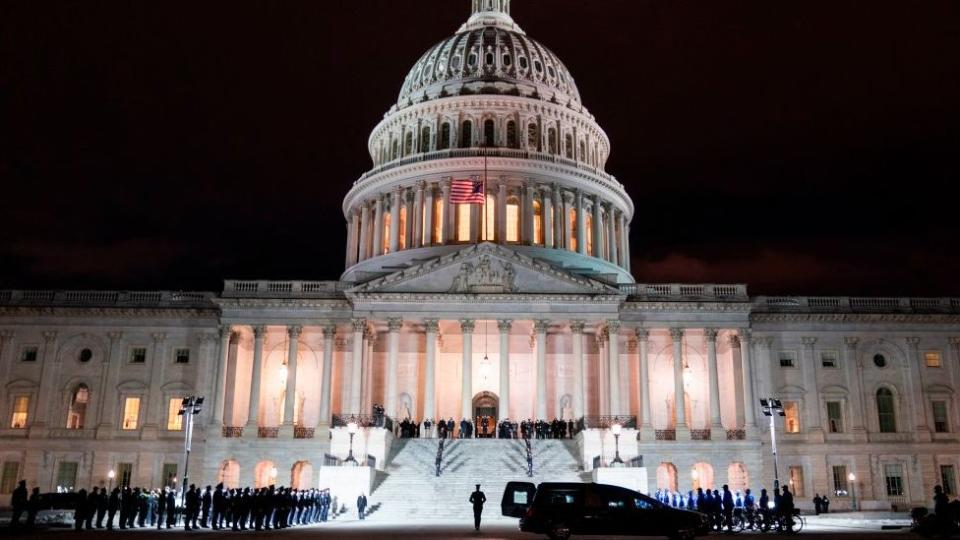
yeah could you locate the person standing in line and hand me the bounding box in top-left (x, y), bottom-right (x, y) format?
top-left (201, 485), bottom-right (212, 527)
top-left (812, 493), bottom-right (822, 515)
top-left (356, 492), bottom-right (367, 520)
top-left (469, 484), bottom-right (487, 531)
top-left (96, 485), bottom-right (108, 528)
top-left (822, 493), bottom-right (830, 513)
top-left (165, 488), bottom-right (176, 529)
top-left (10, 480), bottom-right (27, 527)
top-left (157, 487), bottom-right (167, 529)
top-left (212, 483), bottom-right (225, 529)
top-left (106, 487), bottom-right (120, 530)
top-left (722, 484), bottom-right (734, 531)
top-left (85, 487), bottom-right (98, 529)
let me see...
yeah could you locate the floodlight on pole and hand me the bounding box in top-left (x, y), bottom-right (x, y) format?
top-left (345, 421), bottom-right (359, 465)
top-left (178, 395), bottom-right (204, 523)
top-left (759, 397), bottom-right (785, 491)
top-left (610, 423), bottom-right (624, 466)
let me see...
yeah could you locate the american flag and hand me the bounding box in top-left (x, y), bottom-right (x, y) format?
top-left (450, 178), bottom-right (485, 204)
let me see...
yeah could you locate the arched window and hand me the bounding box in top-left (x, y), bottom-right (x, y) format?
top-left (569, 208), bottom-right (577, 251)
top-left (439, 122), bottom-right (451, 149)
top-left (218, 460), bottom-right (240, 489)
top-left (254, 461), bottom-right (277, 489)
top-left (404, 132), bottom-right (413, 155)
top-left (291, 461), bottom-right (313, 490)
top-left (456, 204), bottom-right (471, 242)
top-left (547, 127), bottom-right (558, 154)
top-left (565, 133), bottom-right (574, 158)
top-left (728, 463), bottom-right (749, 493)
top-left (532, 200), bottom-right (543, 244)
top-left (657, 462), bottom-right (678, 492)
top-left (483, 119), bottom-right (496, 147)
top-left (691, 462), bottom-right (714, 491)
top-left (483, 194), bottom-right (495, 241)
top-left (877, 388), bottom-right (897, 432)
top-left (586, 214), bottom-right (593, 256)
top-left (460, 120), bottom-right (473, 148)
top-left (419, 126), bottom-right (431, 153)
top-left (527, 123), bottom-right (539, 151)
top-left (579, 140), bottom-right (586, 162)
top-left (506, 196), bottom-right (520, 242)
top-left (506, 120), bottom-right (518, 148)
top-left (67, 384), bottom-right (89, 429)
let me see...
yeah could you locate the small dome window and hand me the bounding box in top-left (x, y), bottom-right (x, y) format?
top-left (547, 65), bottom-right (556, 78)
top-left (468, 53), bottom-right (478, 67)
top-left (518, 56), bottom-right (528, 69)
top-left (451, 56), bottom-right (462, 70)
top-left (79, 348), bottom-right (93, 363)
top-left (873, 354), bottom-right (887, 368)
top-left (502, 54), bottom-right (512, 67)
top-left (534, 60), bottom-right (543, 73)
top-left (485, 52), bottom-right (494, 66)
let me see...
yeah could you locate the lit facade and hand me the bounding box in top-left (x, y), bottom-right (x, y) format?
top-left (1, 0), bottom-right (959, 512)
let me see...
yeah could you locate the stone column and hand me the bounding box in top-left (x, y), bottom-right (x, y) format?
top-left (542, 186), bottom-right (554, 248)
top-left (498, 320), bottom-right (512, 421)
top-left (389, 188), bottom-right (401, 253)
top-left (424, 184), bottom-right (435, 246)
top-left (317, 324), bottom-right (336, 429)
top-left (575, 190), bottom-right (586, 255)
top-left (349, 319), bottom-right (365, 413)
top-left (385, 318), bottom-right (402, 418)
top-left (844, 337), bottom-right (867, 439)
top-left (140, 332), bottom-right (165, 434)
top-left (562, 191), bottom-right (573, 251)
top-left (637, 329), bottom-right (652, 437)
top-left (423, 320), bottom-right (439, 424)
top-left (372, 195), bottom-right (384, 256)
top-left (738, 331), bottom-right (757, 431)
top-left (950, 337), bottom-right (960, 432)
top-left (281, 325), bottom-right (301, 432)
top-left (413, 182), bottom-right (424, 248)
top-left (706, 329), bottom-right (723, 430)
top-left (671, 328), bottom-right (688, 432)
top-left (523, 182), bottom-right (535, 245)
top-left (619, 214), bottom-right (628, 268)
top-left (358, 202), bottom-right (371, 261)
top-left (592, 195), bottom-right (602, 258)
top-left (211, 326), bottom-right (231, 426)
top-left (608, 205), bottom-right (618, 263)
top-left (496, 181), bottom-right (507, 242)
top-left (244, 326), bottom-right (265, 436)
top-left (571, 321), bottom-right (586, 419)
top-left (535, 320), bottom-right (549, 419)
top-left (905, 337), bottom-right (931, 441)
top-left (460, 320), bottom-right (475, 420)
top-left (606, 321), bottom-right (621, 415)
top-left (442, 180), bottom-right (454, 244)
top-left (362, 328), bottom-right (376, 414)
top-left (345, 209), bottom-right (359, 267)
top-left (553, 184), bottom-right (564, 249)
top-left (96, 331), bottom-right (123, 437)
top-left (403, 189), bottom-right (414, 249)
top-left (802, 336), bottom-right (824, 440)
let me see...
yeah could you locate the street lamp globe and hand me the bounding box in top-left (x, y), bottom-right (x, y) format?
top-left (611, 423), bottom-right (622, 436)
top-left (848, 472), bottom-right (856, 482)
top-left (108, 470), bottom-right (115, 479)
top-left (348, 421), bottom-right (358, 435)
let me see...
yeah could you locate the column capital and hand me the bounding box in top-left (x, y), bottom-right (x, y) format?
top-left (497, 319), bottom-right (513, 332)
top-left (218, 325), bottom-right (232, 340)
top-left (727, 334), bottom-right (740, 348)
top-left (0, 329), bottom-right (13, 341)
top-left (669, 327), bottom-right (684, 342)
top-left (605, 320), bottom-right (621, 334)
top-left (321, 324), bottom-right (337, 338)
top-left (42, 330), bottom-right (57, 343)
top-left (534, 319), bottom-right (550, 333)
top-left (844, 336), bottom-right (860, 349)
top-left (904, 336), bottom-right (921, 350)
top-left (570, 320), bottom-right (586, 334)
top-left (288, 325), bottom-right (303, 339)
top-left (460, 319), bottom-right (475, 333)
top-left (755, 336), bottom-right (774, 349)
top-left (801, 336), bottom-right (817, 348)
top-left (252, 325), bottom-right (266, 338)
top-left (149, 332), bottom-right (165, 344)
top-left (387, 318), bottom-right (403, 332)
top-left (948, 337), bottom-right (960, 348)
top-left (364, 327), bottom-right (377, 345)
top-left (540, 184), bottom-right (553, 195)
top-left (351, 318), bottom-right (367, 332)
top-left (704, 328), bottom-right (719, 342)
top-left (107, 331), bottom-right (123, 343)
top-left (635, 328), bottom-right (649, 341)
top-left (416, 179), bottom-right (426, 191)
top-left (738, 328), bottom-right (752, 343)
top-left (423, 319), bottom-right (440, 332)
top-left (335, 337), bottom-right (348, 351)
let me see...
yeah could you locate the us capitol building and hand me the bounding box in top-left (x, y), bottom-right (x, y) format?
top-left (2, 0), bottom-right (958, 515)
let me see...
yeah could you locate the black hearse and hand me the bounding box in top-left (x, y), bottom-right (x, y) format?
top-left (502, 481), bottom-right (710, 540)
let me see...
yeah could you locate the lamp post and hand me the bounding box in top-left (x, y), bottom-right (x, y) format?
top-left (848, 472), bottom-right (857, 511)
top-left (760, 398), bottom-right (785, 491)
top-left (611, 423), bottom-right (624, 466)
top-left (108, 469), bottom-right (115, 492)
top-left (345, 421), bottom-right (359, 465)
top-left (177, 396), bottom-right (204, 514)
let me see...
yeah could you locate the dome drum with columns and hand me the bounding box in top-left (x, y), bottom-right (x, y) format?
top-left (342, 0), bottom-right (632, 284)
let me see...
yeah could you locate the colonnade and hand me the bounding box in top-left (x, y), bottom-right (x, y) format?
top-left (345, 179), bottom-right (630, 272)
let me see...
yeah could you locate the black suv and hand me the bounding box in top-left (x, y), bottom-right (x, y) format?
top-left (501, 481), bottom-right (710, 540)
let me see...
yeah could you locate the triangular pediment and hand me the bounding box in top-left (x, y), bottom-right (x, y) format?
top-left (348, 243), bottom-right (618, 295)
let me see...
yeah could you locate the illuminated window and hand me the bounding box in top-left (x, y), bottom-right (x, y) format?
top-left (532, 200), bottom-right (543, 244)
top-left (382, 212), bottom-right (391, 253)
top-left (122, 397), bottom-right (141, 430)
top-left (433, 197), bottom-right (443, 243)
top-left (569, 209), bottom-right (577, 251)
top-left (884, 464), bottom-right (904, 496)
top-left (419, 126), bottom-right (431, 153)
top-left (162, 463), bottom-right (178, 488)
top-left (877, 388), bottom-right (896, 432)
top-left (784, 401), bottom-right (801, 433)
top-left (933, 401), bottom-right (949, 432)
top-left (827, 401), bottom-right (843, 433)
top-left (56, 462), bottom-right (78, 492)
top-left (460, 120), bottom-right (473, 148)
top-left (483, 194), bottom-right (495, 241)
top-left (789, 466), bottom-right (805, 497)
top-left (926, 351), bottom-right (943, 368)
top-left (439, 122), bottom-right (451, 149)
top-left (506, 196), bottom-right (520, 242)
top-left (399, 206), bottom-right (407, 250)
top-left (167, 398), bottom-right (184, 431)
top-left (10, 396), bottom-right (28, 429)
top-left (456, 204), bottom-right (471, 242)
top-left (586, 214), bottom-right (593, 256)
top-left (832, 465), bottom-right (849, 495)
top-left (66, 385), bottom-right (89, 429)
top-left (506, 121), bottom-right (517, 148)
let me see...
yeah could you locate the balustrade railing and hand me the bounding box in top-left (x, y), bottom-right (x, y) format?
top-left (726, 429), bottom-right (746, 440)
top-left (222, 426), bottom-right (243, 438)
top-left (756, 295), bottom-right (960, 314)
top-left (258, 427), bottom-right (279, 438)
top-left (293, 426), bottom-right (315, 439)
top-left (621, 283), bottom-right (749, 301)
top-left (222, 280), bottom-right (347, 298)
top-left (0, 289), bottom-right (216, 308)
top-left (579, 415), bottom-right (637, 430)
top-left (690, 429), bottom-right (712, 441)
top-left (655, 429), bottom-right (676, 441)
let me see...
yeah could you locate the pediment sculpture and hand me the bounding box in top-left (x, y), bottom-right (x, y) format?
top-left (448, 255), bottom-right (517, 293)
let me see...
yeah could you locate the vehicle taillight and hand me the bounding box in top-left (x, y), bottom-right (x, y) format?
top-left (525, 507), bottom-right (535, 518)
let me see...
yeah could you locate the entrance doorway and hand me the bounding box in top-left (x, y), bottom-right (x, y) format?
top-left (472, 391), bottom-right (498, 438)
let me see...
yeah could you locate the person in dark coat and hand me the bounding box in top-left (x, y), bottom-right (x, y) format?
top-left (106, 487), bottom-right (120, 530)
top-left (26, 487), bottom-right (41, 527)
top-left (126, 487), bottom-right (139, 528)
top-left (812, 494), bottom-right (822, 515)
top-left (165, 488), bottom-right (176, 528)
top-left (201, 485), bottom-right (212, 527)
top-left (469, 484), bottom-right (487, 531)
top-left (85, 487), bottom-right (98, 529)
top-left (211, 483), bottom-right (225, 529)
top-left (74, 488), bottom-right (88, 531)
top-left (157, 487), bottom-right (167, 529)
top-left (356, 492), bottom-right (367, 520)
top-left (822, 494), bottom-right (830, 513)
top-left (95, 486), bottom-right (108, 528)
top-left (184, 484), bottom-right (198, 530)
top-left (10, 480), bottom-right (27, 526)
top-left (722, 485), bottom-right (734, 531)
top-left (137, 488), bottom-right (149, 527)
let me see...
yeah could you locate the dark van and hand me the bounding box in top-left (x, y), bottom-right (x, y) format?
top-left (502, 481), bottom-right (709, 540)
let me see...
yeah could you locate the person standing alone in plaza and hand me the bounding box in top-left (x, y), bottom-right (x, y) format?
top-left (356, 492), bottom-right (367, 520)
top-left (469, 484), bottom-right (486, 531)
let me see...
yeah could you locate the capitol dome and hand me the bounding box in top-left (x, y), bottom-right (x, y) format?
top-left (341, 0), bottom-right (635, 285)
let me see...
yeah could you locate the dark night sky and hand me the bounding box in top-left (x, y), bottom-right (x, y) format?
top-left (2, 0), bottom-right (959, 296)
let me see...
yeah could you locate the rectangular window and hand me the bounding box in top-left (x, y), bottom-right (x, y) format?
top-left (56, 462), bottom-right (79, 491)
top-left (161, 463), bottom-right (178, 488)
top-left (0, 462), bottom-right (20, 494)
top-left (174, 348), bottom-right (190, 364)
top-left (827, 401), bottom-right (844, 433)
top-left (506, 202), bottom-right (520, 242)
top-left (832, 465), bottom-right (849, 495)
top-left (784, 401), bottom-right (801, 433)
top-left (884, 464), bottom-right (904, 496)
top-left (941, 465), bottom-right (957, 495)
top-left (779, 351), bottom-right (796, 367)
top-left (821, 351), bottom-right (838, 368)
top-left (926, 351), bottom-right (943, 368)
top-left (20, 346), bottom-right (38, 362)
top-left (121, 397), bottom-right (141, 430)
top-left (933, 401), bottom-right (949, 433)
top-left (129, 347), bottom-right (146, 363)
top-left (789, 466), bottom-right (805, 497)
top-left (10, 396), bottom-right (29, 429)
top-left (167, 398), bottom-right (184, 430)
top-left (117, 463), bottom-right (133, 489)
